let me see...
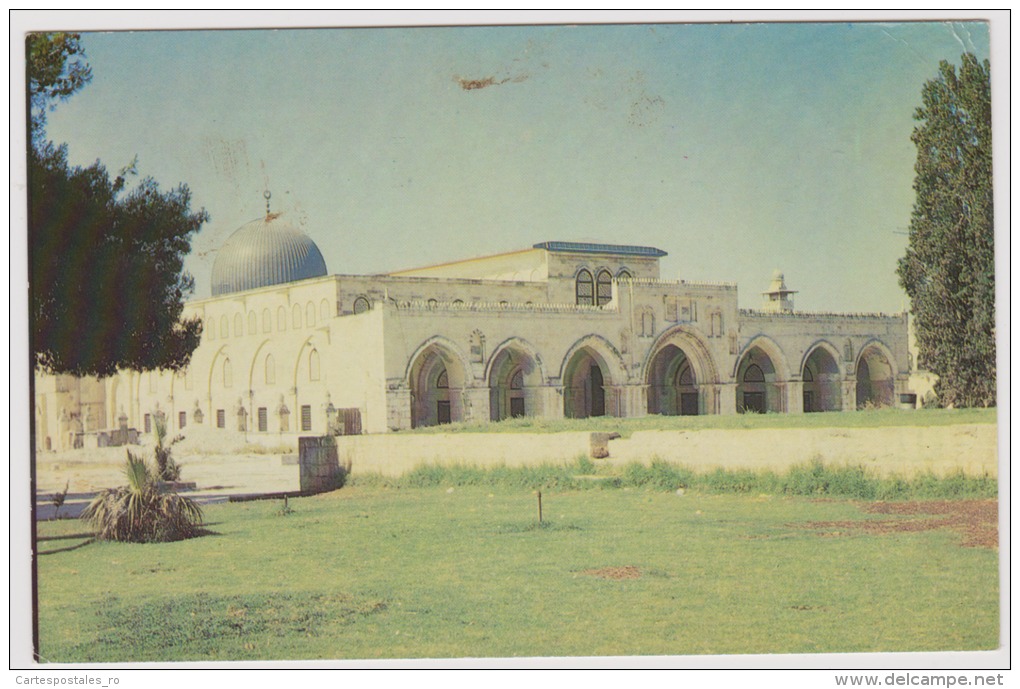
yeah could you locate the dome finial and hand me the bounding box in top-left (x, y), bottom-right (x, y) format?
top-left (264, 190), bottom-right (272, 217)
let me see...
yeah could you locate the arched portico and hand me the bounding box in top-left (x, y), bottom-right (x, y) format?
top-left (644, 327), bottom-right (720, 415)
top-left (559, 336), bottom-right (626, 419)
top-left (408, 340), bottom-right (470, 428)
top-left (856, 341), bottom-right (896, 408)
top-left (486, 338), bottom-right (545, 421)
top-left (734, 339), bottom-right (789, 413)
top-left (802, 343), bottom-right (843, 412)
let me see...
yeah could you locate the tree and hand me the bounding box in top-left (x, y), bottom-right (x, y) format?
top-left (27, 33), bottom-right (92, 146)
top-left (28, 32), bottom-right (208, 377)
top-left (897, 53), bottom-right (994, 408)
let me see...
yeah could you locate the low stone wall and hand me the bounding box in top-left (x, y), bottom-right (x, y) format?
top-left (336, 424), bottom-right (997, 479)
top-left (335, 432), bottom-right (592, 477)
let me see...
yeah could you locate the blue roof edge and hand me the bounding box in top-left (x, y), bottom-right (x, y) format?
top-left (532, 241), bottom-right (667, 258)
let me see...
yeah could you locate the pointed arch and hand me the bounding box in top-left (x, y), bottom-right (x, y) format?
top-left (406, 336), bottom-right (472, 428)
top-left (559, 334), bottom-right (628, 419)
top-left (801, 340), bottom-right (843, 412)
top-left (643, 325), bottom-right (720, 416)
top-left (595, 269), bottom-right (613, 306)
top-left (292, 335), bottom-right (327, 389)
top-left (855, 339), bottom-right (897, 408)
top-left (484, 337), bottom-right (547, 385)
top-left (485, 337), bottom-right (547, 421)
top-left (734, 336), bottom-right (791, 414)
top-left (732, 335), bottom-right (792, 382)
top-left (575, 268), bottom-right (594, 306)
top-left (246, 339), bottom-right (276, 391)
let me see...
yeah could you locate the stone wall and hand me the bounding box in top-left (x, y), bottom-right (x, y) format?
top-left (298, 436), bottom-right (348, 494)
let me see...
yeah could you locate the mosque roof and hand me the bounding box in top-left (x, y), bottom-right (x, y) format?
top-left (532, 241), bottom-right (667, 258)
top-left (210, 212), bottom-right (328, 296)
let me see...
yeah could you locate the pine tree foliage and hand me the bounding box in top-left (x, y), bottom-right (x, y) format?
top-left (27, 32), bottom-right (208, 377)
top-left (897, 53), bottom-right (994, 408)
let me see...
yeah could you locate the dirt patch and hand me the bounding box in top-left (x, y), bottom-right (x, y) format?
top-left (581, 566), bottom-right (641, 580)
top-left (798, 499), bottom-right (997, 548)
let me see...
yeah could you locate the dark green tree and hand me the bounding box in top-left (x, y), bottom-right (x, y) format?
top-left (897, 53), bottom-right (994, 408)
top-left (28, 32), bottom-right (207, 377)
top-left (27, 32), bottom-right (92, 146)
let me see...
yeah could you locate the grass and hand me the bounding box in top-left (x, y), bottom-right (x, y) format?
top-left (36, 475), bottom-right (999, 662)
top-left (397, 407), bottom-right (997, 437)
top-left (353, 457), bottom-right (997, 501)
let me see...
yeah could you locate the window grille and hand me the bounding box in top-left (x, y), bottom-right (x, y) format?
top-left (575, 269), bottom-right (594, 306)
top-left (596, 270), bottom-right (613, 305)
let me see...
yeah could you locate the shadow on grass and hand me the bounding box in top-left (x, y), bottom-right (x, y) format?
top-left (38, 538), bottom-right (95, 555)
top-left (38, 532), bottom-right (94, 542)
top-left (38, 527), bottom-right (221, 555)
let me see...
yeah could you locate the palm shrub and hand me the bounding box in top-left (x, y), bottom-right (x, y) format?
top-left (153, 414), bottom-right (183, 482)
top-left (81, 451), bottom-right (203, 543)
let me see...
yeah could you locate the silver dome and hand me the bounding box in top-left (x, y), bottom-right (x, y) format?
top-left (210, 213), bottom-right (328, 296)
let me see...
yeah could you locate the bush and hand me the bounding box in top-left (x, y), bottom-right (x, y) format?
top-left (81, 451), bottom-right (203, 543)
top-left (153, 414), bottom-right (183, 482)
top-left (574, 454), bottom-right (597, 475)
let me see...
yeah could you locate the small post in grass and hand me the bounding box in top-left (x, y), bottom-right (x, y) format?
top-left (537, 490), bottom-right (543, 524)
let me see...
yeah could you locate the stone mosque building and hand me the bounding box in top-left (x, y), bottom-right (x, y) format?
top-left (34, 211), bottom-right (912, 451)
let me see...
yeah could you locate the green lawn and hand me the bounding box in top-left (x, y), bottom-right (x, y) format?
top-left (399, 407), bottom-right (998, 436)
top-left (36, 484), bottom-right (999, 662)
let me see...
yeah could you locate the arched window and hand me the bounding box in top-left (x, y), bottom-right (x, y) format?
top-left (223, 358), bottom-right (233, 388)
top-left (617, 268), bottom-right (632, 280)
top-left (353, 296), bottom-right (371, 315)
top-left (277, 306), bottom-right (287, 331)
top-left (292, 304), bottom-right (302, 329)
top-left (677, 362), bottom-right (694, 386)
top-left (247, 311), bottom-right (257, 335)
top-left (306, 302), bottom-right (316, 327)
top-left (596, 269), bottom-right (613, 306)
top-left (262, 309), bottom-right (272, 333)
top-left (743, 364), bottom-right (765, 383)
top-left (309, 349), bottom-right (320, 382)
top-left (576, 269), bottom-right (594, 306)
top-left (206, 319), bottom-right (215, 341)
top-left (320, 299), bottom-right (330, 322)
top-left (219, 315), bottom-right (229, 339)
top-left (234, 313), bottom-right (243, 337)
top-left (265, 354), bottom-right (276, 385)
top-left (436, 369), bottom-right (449, 388)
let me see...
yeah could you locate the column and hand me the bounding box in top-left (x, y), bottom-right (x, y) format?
top-left (718, 382), bottom-right (738, 415)
top-left (787, 380), bottom-right (804, 414)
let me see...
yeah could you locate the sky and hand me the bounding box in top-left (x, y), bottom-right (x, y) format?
top-left (35, 14), bottom-right (994, 313)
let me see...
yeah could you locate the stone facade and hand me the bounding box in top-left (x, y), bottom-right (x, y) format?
top-left (34, 232), bottom-right (912, 451)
